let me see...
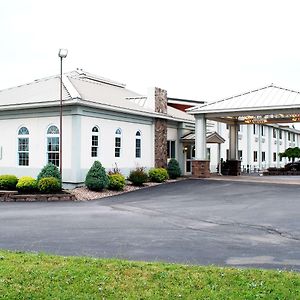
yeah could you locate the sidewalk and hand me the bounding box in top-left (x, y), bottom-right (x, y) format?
top-left (206, 174), bottom-right (300, 185)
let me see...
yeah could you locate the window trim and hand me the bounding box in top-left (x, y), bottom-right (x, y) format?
top-left (17, 126), bottom-right (29, 166)
top-left (135, 130), bottom-right (141, 158)
top-left (91, 126), bottom-right (100, 158)
top-left (46, 124), bottom-right (60, 167)
top-left (115, 128), bottom-right (122, 158)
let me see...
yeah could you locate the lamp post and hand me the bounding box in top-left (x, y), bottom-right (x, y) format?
top-left (58, 48), bottom-right (68, 178)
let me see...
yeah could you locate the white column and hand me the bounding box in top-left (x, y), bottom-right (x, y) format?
top-left (228, 123), bottom-right (238, 160)
top-left (258, 125), bottom-right (262, 170)
top-left (195, 114), bottom-right (207, 160)
top-left (247, 124), bottom-right (251, 171)
top-left (268, 126), bottom-right (272, 168)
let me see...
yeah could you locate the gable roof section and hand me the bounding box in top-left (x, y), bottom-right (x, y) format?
top-left (188, 85), bottom-right (300, 115)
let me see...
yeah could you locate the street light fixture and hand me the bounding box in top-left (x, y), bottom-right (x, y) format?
top-left (58, 48), bottom-right (68, 178)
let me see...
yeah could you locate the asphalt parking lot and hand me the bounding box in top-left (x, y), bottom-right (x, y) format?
top-left (1, 179), bottom-right (300, 270)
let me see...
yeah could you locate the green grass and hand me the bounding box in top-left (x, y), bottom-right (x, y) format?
top-left (0, 250), bottom-right (299, 299)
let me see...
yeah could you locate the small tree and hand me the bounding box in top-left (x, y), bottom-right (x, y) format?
top-left (37, 163), bottom-right (61, 184)
top-left (85, 161), bottom-right (109, 191)
top-left (167, 159), bottom-right (181, 179)
top-left (279, 147), bottom-right (300, 162)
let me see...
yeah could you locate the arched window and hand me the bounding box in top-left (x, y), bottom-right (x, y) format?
top-left (115, 128), bottom-right (122, 158)
top-left (18, 126), bottom-right (29, 166)
top-left (135, 131), bottom-right (141, 158)
top-left (91, 126), bottom-right (99, 157)
top-left (47, 125), bottom-right (59, 166)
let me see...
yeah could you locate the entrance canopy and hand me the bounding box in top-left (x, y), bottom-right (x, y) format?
top-left (181, 131), bottom-right (225, 144)
top-left (188, 84), bottom-right (300, 124)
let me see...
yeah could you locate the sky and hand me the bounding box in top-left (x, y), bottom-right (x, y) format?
top-left (1, 0), bottom-right (300, 103)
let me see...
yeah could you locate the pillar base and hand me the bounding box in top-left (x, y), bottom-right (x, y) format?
top-left (227, 160), bottom-right (241, 176)
top-left (192, 160), bottom-right (210, 178)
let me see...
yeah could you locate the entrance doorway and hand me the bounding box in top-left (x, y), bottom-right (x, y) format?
top-left (184, 144), bottom-right (195, 175)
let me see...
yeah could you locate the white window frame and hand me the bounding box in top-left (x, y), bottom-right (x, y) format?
top-left (115, 128), bottom-right (122, 158)
top-left (17, 126), bottom-right (29, 166)
top-left (135, 130), bottom-right (141, 158)
top-left (91, 126), bottom-right (99, 157)
top-left (47, 125), bottom-right (60, 167)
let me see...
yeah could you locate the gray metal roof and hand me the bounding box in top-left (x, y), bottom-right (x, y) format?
top-left (0, 69), bottom-right (194, 123)
top-left (188, 85), bottom-right (300, 114)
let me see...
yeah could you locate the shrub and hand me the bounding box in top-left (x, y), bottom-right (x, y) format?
top-left (16, 176), bottom-right (37, 193)
top-left (38, 177), bottom-right (61, 194)
top-left (37, 163), bottom-right (61, 185)
top-left (167, 159), bottom-right (181, 179)
top-left (108, 173), bottom-right (126, 191)
top-left (85, 161), bottom-right (109, 191)
top-left (0, 175), bottom-right (18, 190)
top-left (148, 168), bottom-right (169, 183)
top-left (128, 167), bottom-right (148, 186)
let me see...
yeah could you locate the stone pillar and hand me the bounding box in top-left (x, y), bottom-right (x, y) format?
top-left (192, 114), bottom-right (210, 178)
top-left (153, 87), bottom-right (168, 168)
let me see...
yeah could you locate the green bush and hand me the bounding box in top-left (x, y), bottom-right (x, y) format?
top-left (167, 159), bottom-right (181, 179)
top-left (37, 163), bottom-right (61, 185)
top-left (148, 168), bottom-right (169, 183)
top-left (85, 161), bottom-right (109, 191)
top-left (38, 177), bottom-right (61, 194)
top-left (0, 175), bottom-right (18, 190)
top-left (108, 173), bottom-right (126, 191)
top-left (128, 167), bottom-right (148, 186)
top-left (16, 176), bottom-right (37, 193)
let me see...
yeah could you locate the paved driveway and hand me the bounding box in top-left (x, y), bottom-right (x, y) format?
top-left (1, 179), bottom-right (300, 270)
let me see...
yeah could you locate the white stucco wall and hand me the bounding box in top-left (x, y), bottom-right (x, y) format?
top-left (80, 116), bottom-right (154, 179)
top-left (0, 116), bottom-right (73, 178)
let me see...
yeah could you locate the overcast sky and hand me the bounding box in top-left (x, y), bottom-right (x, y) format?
top-left (1, 0), bottom-right (300, 103)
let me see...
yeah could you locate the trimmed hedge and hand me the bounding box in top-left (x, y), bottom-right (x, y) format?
top-left (16, 176), bottom-right (37, 193)
top-left (108, 173), bottom-right (126, 191)
top-left (0, 175), bottom-right (18, 190)
top-left (148, 168), bottom-right (169, 183)
top-left (85, 161), bottom-right (109, 191)
top-left (38, 177), bottom-right (61, 194)
top-left (128, 167), bottom-right (148, 186)
top-left (167, 158), bottom-right (181, 179)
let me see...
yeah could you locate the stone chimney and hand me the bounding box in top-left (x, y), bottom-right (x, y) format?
top-left (152, 87), bottom-right (168, 168)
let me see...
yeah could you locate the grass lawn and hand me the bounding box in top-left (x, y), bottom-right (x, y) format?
top-left (0, 250), bottom-right (299, 299)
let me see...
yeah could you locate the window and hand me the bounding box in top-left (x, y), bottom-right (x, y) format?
top-left (238, 150), bottom-right (243, 160)
top-left (273, 128), bottom-right (276, 139)
top-left (253, 124), bottom-right (257, 135)
top-left (135, 131), bottom-right (141, 158)
top-left (91, 126), bottom-right (99, 157)
top-left (47, 125), bottom-right (59, 167)
top-left (293, 133), bottom-right (295, 142)
top-left (18, 126), bottom-right (29, 166)
top-left (262, 151), bottom-right (266, 162)
top-left (226, 149), bottom-right (229, 160)
top-left (288, 132), bottom-right (291, 141)
top-left (167, 140), bottom-right (176, 159)
top-left (273, 152), bottom-right (277, 162)
top-left (115, 128), bottom-right (122, 158)
top-left (279, 130), bottom-right (282, 140)
top-left (253, 151), bottom-right (258, 162)
top-left (261, 126), bottom-right (264, 136)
